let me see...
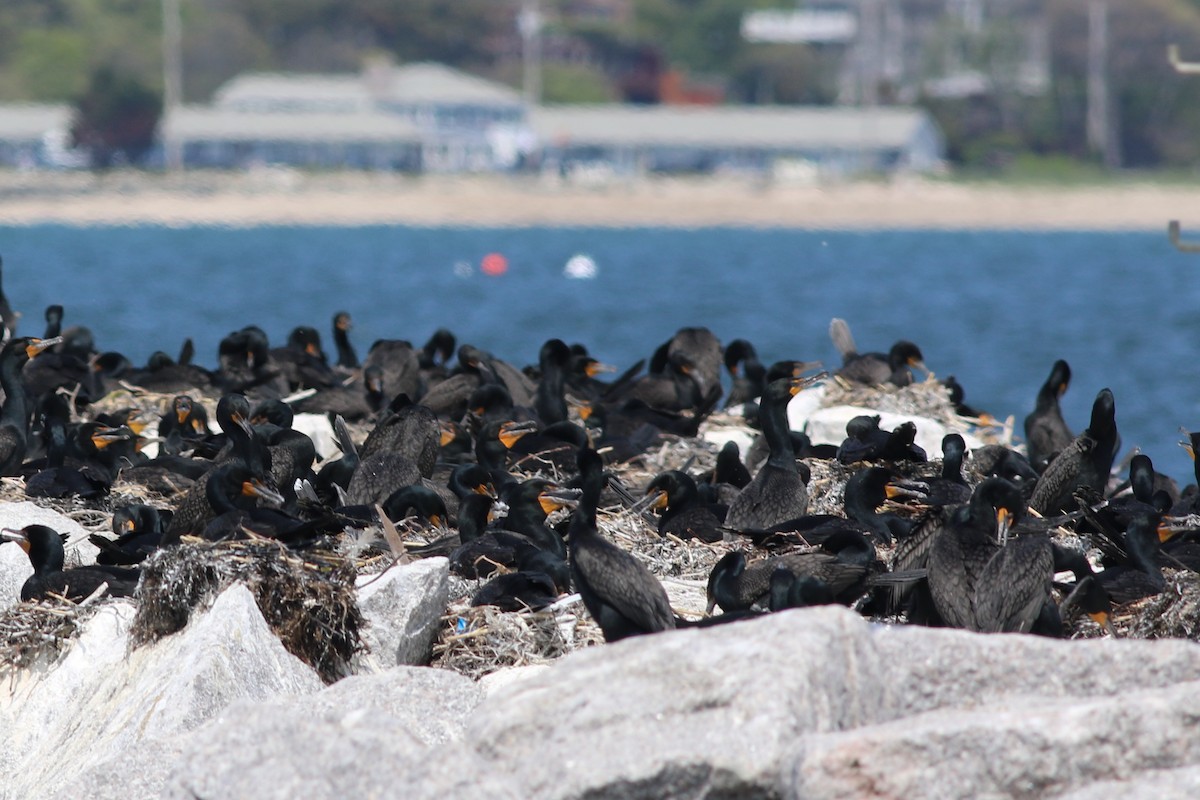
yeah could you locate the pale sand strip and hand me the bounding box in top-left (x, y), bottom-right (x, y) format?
top-left (0, 172), bottom-right (1197, 230)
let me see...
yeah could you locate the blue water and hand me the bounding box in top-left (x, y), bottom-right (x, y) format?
top-left (2, 224), bottom-right (1198, 481)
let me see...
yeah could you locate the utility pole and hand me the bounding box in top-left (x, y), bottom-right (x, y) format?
top-left (518, 0), bottom-right (542, 108)
top-left (1086, 0), bottom-right (1119, 168)
top-left (857, 0), bottom-right (882, 106)
top-left (162, 0), bottom-right (183, 171)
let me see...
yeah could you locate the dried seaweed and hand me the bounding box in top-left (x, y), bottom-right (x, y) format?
top-left (130, 539), bottom-right (363, 683)
top-left (0, 596), bottom-right (102, 675)
top-left (433, 596), bottom-right (604, 680)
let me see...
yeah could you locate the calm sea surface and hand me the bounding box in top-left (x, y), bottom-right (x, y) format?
top-left (2, 224), bottom-right (1198, 480)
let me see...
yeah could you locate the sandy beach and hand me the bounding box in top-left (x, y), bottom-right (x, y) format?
top-left (0, 169), bottom-right (1197, 230)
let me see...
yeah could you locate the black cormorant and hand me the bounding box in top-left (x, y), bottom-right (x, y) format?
top-left (1024, 359), bottom-right (1073, 472)
top-left (569, 448), bottom-right (675, 642)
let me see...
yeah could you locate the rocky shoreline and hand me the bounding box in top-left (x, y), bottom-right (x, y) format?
top-left (2, 368), bottom-right (1200, 798)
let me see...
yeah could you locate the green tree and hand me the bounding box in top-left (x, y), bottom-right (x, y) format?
top-left (71, 67), bottom-right (163, 169)
top-left (10, 28), bottom-right (88, 100)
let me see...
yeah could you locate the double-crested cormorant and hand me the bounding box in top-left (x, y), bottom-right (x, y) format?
top-left (199, 462), bottom-right (315, 544)
top-left (944, 375), bottom-right (992, 422)
top-left (331, 311), bottom-right (358, 371)
top-left (569, 448), bottom-right (675, 642)
top-left (1024, 359), bottom-right (1073, 472)
top-left (705, 539), bottom-right (869, 614)
top-left (829, 318), bottom-right (926, 387)
top-left (163, 394), bottom-right (269, 543)
top-left (2, 524), bottom-right (139, 602)
top-left (157, 395), bottom-right (210, 454)
top-left (216, 325), bottom-right (287, 398)
top-left (1029, 388), bottom-right (1119, 515)
top-left (644, 469), bottom-right (725, 542)
top-left (0, 336), bottom-right (61, 475)
top-left (363, 339), bottom-right (423, 404)
top-left (89, 503), bottom-right (171, 565)
top-left (767, 567), bottom-right (835, 611)
top-left (926, 477), bottom-right (1026, 630)
top-left (973, 532), bottom-right (1055, 633)
top-left (895, 433), bottom-right (972, 507)
top-left (533, 338), bottom-right (572, 425)
top-left (723, 339), bottom-right (766, 408)
top-left (0, 254), bottom-right (18, 341)
top-left (724, 376), bottom-right (813, 530)
top-left (25, 422), bottom-right (136, 498)
top-left (836, 416), bottom-right (927, 465)
top-left (471, 571), bottom-right (560, 611)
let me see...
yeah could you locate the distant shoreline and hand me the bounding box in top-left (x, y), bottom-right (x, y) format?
top-left (0, 170), bottom-right (1196, 231)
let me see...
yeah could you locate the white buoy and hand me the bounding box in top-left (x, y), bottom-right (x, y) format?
top-left (564, 254), bottom-right (597, 279)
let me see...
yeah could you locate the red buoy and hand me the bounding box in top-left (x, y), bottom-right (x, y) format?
top-left (481, 252), bottom-right (508, 276)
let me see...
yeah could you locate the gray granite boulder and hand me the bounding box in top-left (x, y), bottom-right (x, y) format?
top-left (0, 540), bottom-right (32, 610)
top-left (21, 604), bottom-right (1200, 800)
top-left (167, 666), bottom-right (485, 800)
top-left (355, 556), bottom-right (449, 669)
top-left (5, 584), bottom-right (321, 800)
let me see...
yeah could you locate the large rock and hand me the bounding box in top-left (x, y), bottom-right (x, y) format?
top-left (4, 583), bottom-right (321, 800)
top-left (0, 541), bottom-right (32, 610)
top-left (355, 557), bottom-right (449, 669)
top-left (422, 607), bottom-right (888, 799)
top-left (20, 605), bottom-right (1200, 800)
top-left (167, 667), bottom-right (485, 800)
top-left (1054, 765), bottom-right (1200, 799)
top-left (788, 680), bottom-right (1200, 800)
top-left (414, 608), bottom-right (1200, 800)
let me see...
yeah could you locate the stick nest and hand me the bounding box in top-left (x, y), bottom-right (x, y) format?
top-left (432, 595), bottom-right (605, 680)
top-left (129, 539), bottom-right (364, 683)
top-left (0, 596), bottom-right (103, 675)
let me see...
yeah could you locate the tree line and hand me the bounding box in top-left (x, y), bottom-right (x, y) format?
top-left (1, 0), bottom-right (1199, 171)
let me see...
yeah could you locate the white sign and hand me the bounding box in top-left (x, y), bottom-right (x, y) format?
top-left (741, 10), bottom-right (858, 44)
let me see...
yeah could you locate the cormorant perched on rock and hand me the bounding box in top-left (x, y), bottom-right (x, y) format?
top-left (0, 336), bottom-right (61, 475)
top-left (569, 448), bottom-right (675, 642)
top-left (1029, 388), bottom-right (1119, 516)
top-left (724, 376), bottom-right (815, 530)
top-left (1024, 359), bottom-right (1073, 473)
top-left (2, 524), bottom-right (139, 602)
top-left (829, 318), bottom-right (926, 387)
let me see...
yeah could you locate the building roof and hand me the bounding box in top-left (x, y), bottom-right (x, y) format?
top-left (163, 106), bottom-right (421, 144)
top-left (529, 105), bottom-right (936, 150)
top-left (213, 74), bottom-right (372, 113)
top-left (211, 63), bottom-right (522, 113)
top-left (378, 62), bottom-right (523, 107)
top-left (0, 104), bottom-right (73, 141)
